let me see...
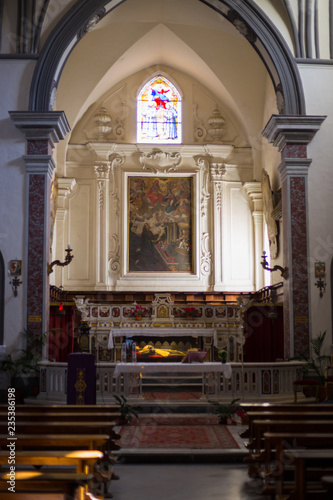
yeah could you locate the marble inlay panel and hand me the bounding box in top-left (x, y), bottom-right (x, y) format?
top-left (27, 174), bottom-right (46, 335)
top-left (290, 176), bottom-right (309, 357)
top-left (282, 144), bottom-right (307, 159)
top-left (27, 139), bottom-right (52, 155)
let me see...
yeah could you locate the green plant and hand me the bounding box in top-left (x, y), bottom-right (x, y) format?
top-left (294, 331), bottom-right (331, 385)
top-left (113, 395), bottom-right (141, 423)
top-left (218, 349), bottom-right (227, 361)
top-left (208, 398), bottom-right (244, 423)
top-left (0, 328), bottom-right (48, 388)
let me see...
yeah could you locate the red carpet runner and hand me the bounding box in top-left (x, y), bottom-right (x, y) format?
top-left (119, 415), bottom-right (240, 450)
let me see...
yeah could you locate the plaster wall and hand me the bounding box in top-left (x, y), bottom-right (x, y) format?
top-left (299, 64), bottom-right (333, 348)
top-left (0, 60), bottom-right (35, 352)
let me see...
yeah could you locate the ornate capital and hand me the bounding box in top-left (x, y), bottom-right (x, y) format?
top-left (9, 111), bottom-right (70, 148)
top-left (210, 163), bottom-right (226, 183)
top-left (262, 115), bottom-right (326, 151)
top-left (94, 162), bottom-right (111, 179)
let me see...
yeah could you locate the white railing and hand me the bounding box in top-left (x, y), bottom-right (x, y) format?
top-left (37, 360), bottom-right (304, 404)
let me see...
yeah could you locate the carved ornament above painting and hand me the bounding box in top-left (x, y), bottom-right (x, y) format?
top-left (262, 169), bottom-right (280, 260)
top-left (139, 150), bottom-right (182, 173)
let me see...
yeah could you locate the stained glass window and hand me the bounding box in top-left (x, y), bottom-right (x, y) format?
top-left (137, 75), bottom-right (182, 144)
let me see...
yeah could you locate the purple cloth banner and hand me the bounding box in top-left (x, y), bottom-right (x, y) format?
top-left (67, 353), bottom-right (96, 405)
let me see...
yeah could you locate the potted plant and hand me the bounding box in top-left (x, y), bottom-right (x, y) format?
top-left (208, 398), bottom-right (245, 425)
top-left (218, 349), bottom-right (228, 364)
top-left (293, 330), bottom-right (331, 400)
top-left (0, 328), bottom-right (48, 400)
top-left (113, 395), bottom-right (142, 424)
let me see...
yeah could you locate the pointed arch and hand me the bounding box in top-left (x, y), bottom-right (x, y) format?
top-left (137, 75), bottom-right (182, 144)
top-left (28, 0), bottom-right (305, 115)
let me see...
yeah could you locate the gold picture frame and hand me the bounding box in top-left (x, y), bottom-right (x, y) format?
top-left (128, 176), bottom-right (193, 273)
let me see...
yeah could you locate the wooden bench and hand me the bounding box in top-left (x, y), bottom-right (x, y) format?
top-left (245, 411), bottom-right (333, 447)
top-left (0, 434), bottom-right (111, 451)
top-left (0, 404), bottom-right (120, 414)
top-left (0, 449), bottom-right (103, 473)
top-left (0, 470), bottom-right (93, 500)
top-left (250, 419), bottom-right (333, 453)
top-left (283, 449), bottom-right (333, 499)
top-left (10, 411), bottom-right (121, 423)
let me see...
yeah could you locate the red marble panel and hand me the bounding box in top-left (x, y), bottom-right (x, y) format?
top-left (281, 177), bottom-right (291, 358)
top-left (282, 144), bottom-right (307, 159)
top-left (290, 176), bottom-right (309, 357)
top-left (27, 139), bottom-right (52, 155)
top-left (27, 174), bottom-right (46, 336)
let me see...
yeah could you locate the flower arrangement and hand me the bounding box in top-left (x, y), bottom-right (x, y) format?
top-left (208, 398), bottom-right (246, 425)
top-left (133, 304), bottom-right (148, 320)
top-left (184, 307), bottom-right (197, 318)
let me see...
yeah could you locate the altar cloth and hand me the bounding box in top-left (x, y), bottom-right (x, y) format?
top-left (113, 362), bottom-right (232, 379)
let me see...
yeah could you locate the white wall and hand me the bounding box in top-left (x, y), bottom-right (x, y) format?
top-left (0, 60), bottom-right (35, 352)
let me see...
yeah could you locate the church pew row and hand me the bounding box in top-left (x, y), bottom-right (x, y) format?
top-left (238, 403), bottom-right (333, 438)
top-left (0, 404), bottom-right (121, 413)
top-left (0, 434), bottom-right (114, 499)
top-left (0, 470), bottom-right (93, 500)
top-left (244, 411), bottom-right (333, 447)
top-left (264, 448), bottom-right (333, 499)
top-left (7, 411), bottom-right (121, 423)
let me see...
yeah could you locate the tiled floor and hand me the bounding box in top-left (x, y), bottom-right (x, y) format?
top-left (111, 463), bottom-right (269, 500)
top-left (109, 422), bottom-right (270, 500)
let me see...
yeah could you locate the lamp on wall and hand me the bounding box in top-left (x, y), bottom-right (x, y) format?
top-left (8, 259), bottom-right (22, 297)
top-left (260, 251), bottom-right (288, 279)
top-left (48, 246), bottom-right (74, 275)
top-left (314, 261), bottom-right (326, 298)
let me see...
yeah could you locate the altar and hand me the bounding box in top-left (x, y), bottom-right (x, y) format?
top-left (113, 361), bottom-right (232, 399)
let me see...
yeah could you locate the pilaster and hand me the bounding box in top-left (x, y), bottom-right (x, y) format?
top-left (10, 111), bottom-right (70, 337)
top-left (244, 182), bottom-right (264, 290)
top-left (262, 114), bottom-right (325, 358)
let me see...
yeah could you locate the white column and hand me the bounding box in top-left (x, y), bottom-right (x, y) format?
top-left (94, 162), bottom-right (110, 288)
top-left (244, 182), bottom-right (264, 291)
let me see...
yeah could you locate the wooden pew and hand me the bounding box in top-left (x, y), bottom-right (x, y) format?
top-left (245, 411), bottom-right (333, 447)
top-left (0, 404), bottom-right (120, 414)
top-left (239, 403), bottom-right (333, 439)
top-left (250, 419), bottom-right (333, 454)
top-left (282, 449), bottom-right (333, 499)
top-left (0, 434), bottom-right (111, 451)
top-left (11, 411), bottom-right (120, 423)
top-left (0, 470), bottom-right (93, 500)
top-left (0, 449), bottom-right (103, 473)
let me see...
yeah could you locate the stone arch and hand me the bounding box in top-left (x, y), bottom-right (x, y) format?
top-left (29, 0), bottom-right (305, 115)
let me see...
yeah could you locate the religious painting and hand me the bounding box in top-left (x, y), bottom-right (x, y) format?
top-left (137, 75), bottom-right (182, 144)
top-left (128, 176), bottom-right (193, 273)
top-left (314, 261), bottom-right (325, 278)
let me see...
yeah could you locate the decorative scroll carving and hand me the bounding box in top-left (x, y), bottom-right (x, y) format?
top-left (196, 157), bottom-right (210, 218)
top-left (94, 162), bottom-right (110, 209)
top-left (210, 163), bottom-right (226, 211)
top-left (193, 103), bottom-right (207, 142)
top-left (201, 232), bottom-right (212, 276)
top-left (275, 84), bottom-right (285, 114)
top-left (139, 150), bottom-right (182, 173)
top-left (79, 8), bottom-right (106, 38)
top-left (110, 154), bottom-right (124, 217)
top-left (108, 233), bottom-right (120, 274)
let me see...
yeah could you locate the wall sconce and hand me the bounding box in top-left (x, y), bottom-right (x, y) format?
top-left (48, 246), bottom-right (74, 275)
top-left (261, 251), bottom-right (288, 279)
top-left (8, 259), bottom-right (22, 297)
top-left (314, 261), bottom-right (326, 298)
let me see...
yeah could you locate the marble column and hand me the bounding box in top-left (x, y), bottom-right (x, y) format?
top-left (9, 111), bottom-right (70, 337)
top-left (263, 115), bottom-right (325, 358)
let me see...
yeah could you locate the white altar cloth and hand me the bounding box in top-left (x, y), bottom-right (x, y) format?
top-left (108, 328), bottom-right (218, 349)
top-left (113, 362), bottom-right (232, 379)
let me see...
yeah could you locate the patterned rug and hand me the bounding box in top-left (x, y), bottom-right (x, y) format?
top-left (118, 416), bottom-right (240, 450)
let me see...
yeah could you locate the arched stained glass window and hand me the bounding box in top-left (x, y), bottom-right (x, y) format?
top-left (137, 75), bottom-right (182, 144)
